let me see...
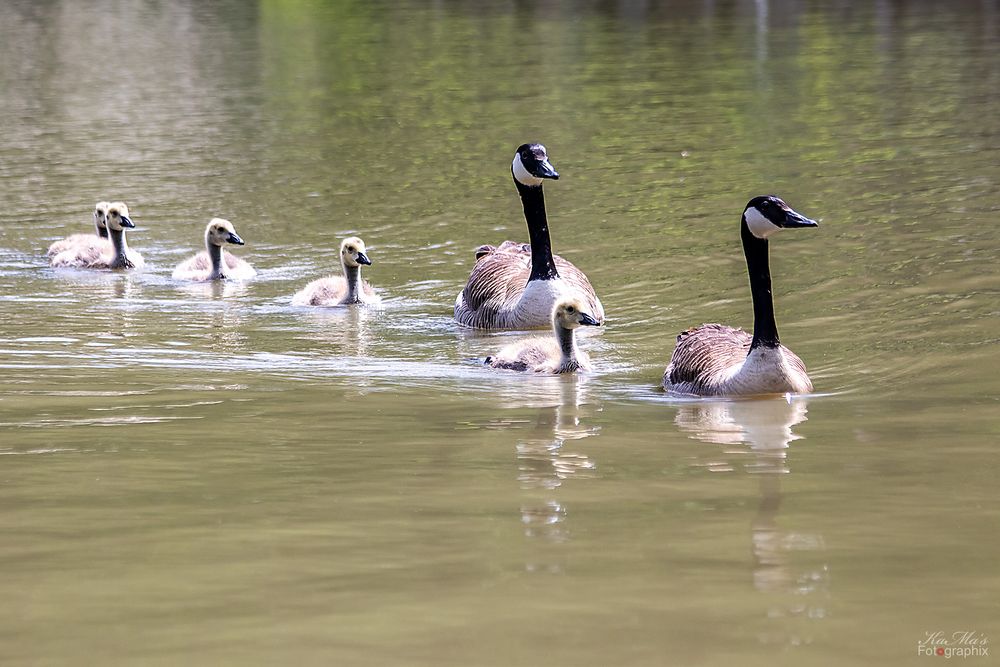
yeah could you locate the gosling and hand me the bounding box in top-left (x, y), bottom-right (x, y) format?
top-left (51, 201), bottom-right (144, 270)
top-left (291, 237), bottom-right (381, 306)
top-left (47, 201), bottom-right (110, 257)
top-left (172, 218), bottom-right (256, 281)
top-left (486, 297), bottom-right (600, 374)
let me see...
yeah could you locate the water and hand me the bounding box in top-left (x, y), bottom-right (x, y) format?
top-left (1, 0), bottom-right (998, 664)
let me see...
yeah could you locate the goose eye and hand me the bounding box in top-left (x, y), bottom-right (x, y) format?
top-left (566, 306), bottom-right (575, 313)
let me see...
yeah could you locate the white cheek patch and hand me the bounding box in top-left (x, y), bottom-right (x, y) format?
top-left (745, 207), bottom-right (783, 239)
top-left (512, 154), bottom-right (543, 186)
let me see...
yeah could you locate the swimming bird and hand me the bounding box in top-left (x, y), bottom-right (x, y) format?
top-left (291, 237), bottom-right (380, 306)
top-left (51, 201), bottom-right (144, 269)
top-left (47, 201), bottom-right (110, 257)
top-left (486, 297), bottom-right (600, 374)
top-left (454, 143), bottom-right (604, 330)
top-left (172, 218), bottom-right (256, 281)
top-left (663, 196), bottom-right (818, 396)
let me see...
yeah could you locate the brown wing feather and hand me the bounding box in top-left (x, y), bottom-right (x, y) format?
top-left (553, 257), bottom-right (604, 317)
top-left (665, 324), bottom-right (752, 391)
top-left (458, 242), bottom-right (604, 327)
top-left (461, 243), bottom-right (531, 315)
top-left (665, 324), bottom-right (811, 394)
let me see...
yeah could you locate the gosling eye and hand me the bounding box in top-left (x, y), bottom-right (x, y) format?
top-left (566, 306), bottom-right (575, 314)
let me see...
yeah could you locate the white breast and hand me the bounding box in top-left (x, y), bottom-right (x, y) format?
top-left (721, 347), bottom-right (804, 394)
top-left (514, 279), bottom-right (569, 328)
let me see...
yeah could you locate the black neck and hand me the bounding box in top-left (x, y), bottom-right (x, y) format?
top-left (556, 323), bottom-right (576, 363)
top-left (514, 178), bottom-right (559, 282)
top-left (741, 217), bottom-right (779, 350)
top-left (343, 264), bottom-right (361, 303)
top-left (208, 242), bottom-right (224, 279)
top-left (96, 223), bottom-right (108, 239)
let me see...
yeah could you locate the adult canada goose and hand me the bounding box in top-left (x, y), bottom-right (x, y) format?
top-left (172, 218), bottom-right (256, 281)
top-left (51, 201), bottom-right (144, 270)
top-left (486, 297), bottom-right (600, 374)
top-left (454, 143), bottom-right (604, 330)
top-left (47, 201), bottom-right (110, 257)
top-left (663, 196), bottom-right (818, 396)
top-left (291, 237), bottom-right (380, 306)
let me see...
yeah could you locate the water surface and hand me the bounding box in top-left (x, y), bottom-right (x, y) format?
top-left (1, 1), bottom-right (998, 664)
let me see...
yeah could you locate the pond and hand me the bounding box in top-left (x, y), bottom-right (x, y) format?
top-left (1, 0), bottom-right (998, 664)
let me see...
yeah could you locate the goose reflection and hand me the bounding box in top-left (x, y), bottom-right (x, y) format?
top-left (296, 304), bottom-right (378, 358)
top-left (674, 397), bottom-right (829, 646)
top-left (78, 273), bottom-right (143, 340)
top-left (515, 378), bottom-right (599, 572)
top-left (674, 396), bottom-right (808, 474)
top-left (173, 282), bottom-right (251, 352)
top-left (177, 277), bottom-right (251, 301)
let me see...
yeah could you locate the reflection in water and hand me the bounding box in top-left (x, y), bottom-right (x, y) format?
top-left (296, 304), bottom-right (378, 358)
top-left (674, 397), bottom-right (828, 647)
top-left (674, 396), bottom-right (808, 474)
top-left (54, 271), bottom-right (146, 341)
top-left (106, 274), bottom-right (142, 340)
top-left (176, 279), bottom-right (251, 302)
top-left (752, 473), bottom-right (829, 648)
top-left (0, 0), bottom-right (997, 661)
top-left (755, 0), bottom-right (769, 63)
top-left (515, 379), bottom-right (599, 573)
top-left (173, 281), bottom-right (252, 351)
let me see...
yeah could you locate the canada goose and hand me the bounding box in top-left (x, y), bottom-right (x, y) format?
top-left (663, 196), bottom-right (817, 396)
top-left (486, 297), bottom-right (600, 374)
top-left (47, 202), bottom-right (110, 257)
top-left (291, 237), bottom-right (380, 306)
top-left (172, 218), bottom-right (256, 281)
top-left (51, 201), bottom-right (144, 269)
top-left (454, 144), bottom-right (605, 330)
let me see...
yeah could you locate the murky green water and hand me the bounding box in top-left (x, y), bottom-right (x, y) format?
top-left (2, 1), bottom-right (998, 664)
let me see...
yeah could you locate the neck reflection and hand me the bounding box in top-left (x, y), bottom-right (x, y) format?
top-left (674, 396), bottom-right (829, 646)
top-left (513, 378), bottom-right (599, 573)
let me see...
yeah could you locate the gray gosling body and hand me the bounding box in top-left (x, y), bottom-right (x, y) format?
top-left (292, 237), bottom-right (380, 306)
top-left (663, 196), bottom-right (817, 396)
top-left (51, 201), bottom-right (144, 270)
top-left (47, 201), bottom-right (111, 257)
top-left (172, 218), bottom-right (256, 281)
top-left (486, 297), bottom-right (600, 374)
top-left (454, 143), bottom-right (604, 330)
